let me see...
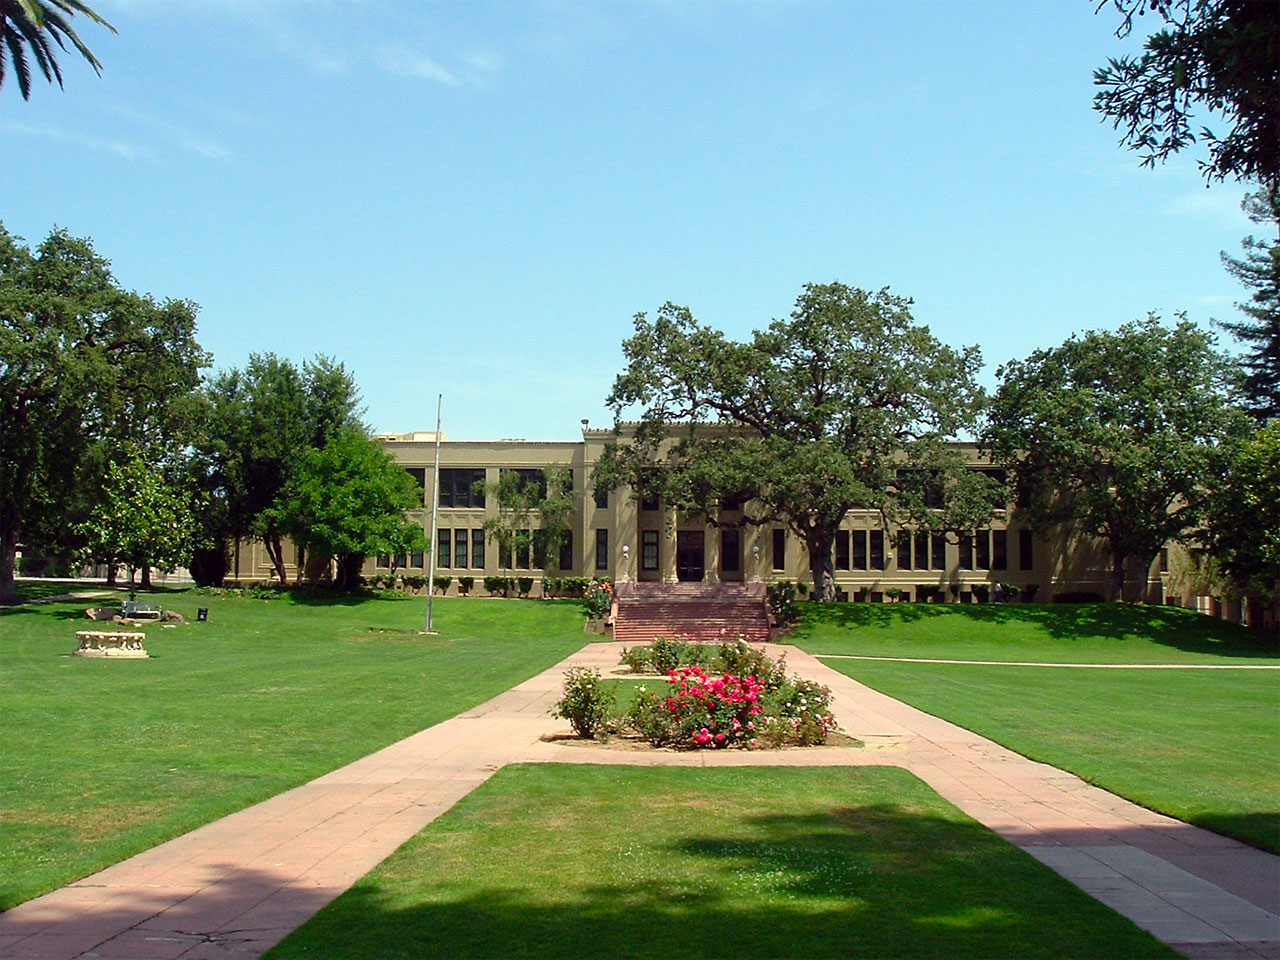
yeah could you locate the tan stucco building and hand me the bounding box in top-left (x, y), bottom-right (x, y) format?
top-left (227, 427), bottom-right (1175, 604)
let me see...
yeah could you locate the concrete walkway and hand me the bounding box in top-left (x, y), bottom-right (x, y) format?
top-left (2, 642), bottom-right (1277, 960)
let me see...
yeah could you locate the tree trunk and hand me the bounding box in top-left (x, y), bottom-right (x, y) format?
top-left (293, 545), bottom-right (307, 587)
top-left (106, 565), bottom-right (118, 587)
top-left (805, 530), bottom-right (838, 602)
top-left (0, 524), bottom-right (18, 605)
top-left (140, 564), bottom-right (153, 589)
top-left (265, 535), bottom-right (288, 585)
top-left (1110, 547), bottom-right (1127, 602)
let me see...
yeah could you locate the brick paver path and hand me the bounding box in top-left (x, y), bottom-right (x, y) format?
top-left (2, 642), bottom-right (1276, 960)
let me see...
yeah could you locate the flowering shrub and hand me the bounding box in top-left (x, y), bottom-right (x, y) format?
top-left (615, 644), bottom-right (836, 749)
top-left (624, 666), bottom-right (766, 749)
top-left (551, 667), bottom-right (617, 739)
top-left (582, 578), bottom-right (614, 619)
top-left (759, 676), bottom-right (837, 747)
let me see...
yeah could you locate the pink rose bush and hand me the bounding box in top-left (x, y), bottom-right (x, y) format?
top-left (622, 654), bottom-right (836, 749)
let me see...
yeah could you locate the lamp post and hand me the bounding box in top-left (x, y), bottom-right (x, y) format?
top-left (424, 394), bottom-right (442, 634)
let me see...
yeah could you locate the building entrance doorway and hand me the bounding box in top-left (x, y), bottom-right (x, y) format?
top-left (676, 531), bottom-right (705, 582)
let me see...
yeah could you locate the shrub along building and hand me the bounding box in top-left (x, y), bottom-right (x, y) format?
top-left (226, 425), bottom-right (1186, 608)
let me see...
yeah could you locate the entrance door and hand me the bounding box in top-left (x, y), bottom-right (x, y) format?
top-left (676, 531), bottom-right (705, 582)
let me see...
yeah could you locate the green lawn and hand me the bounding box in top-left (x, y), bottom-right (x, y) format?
top-left (792, 601), bottom-right (1280, 664)
top-left (794, 604), bottom-right (1280, 853)
top-left (267, 764), bottom-right (1176, 960)
top-left (0, 591), bottom-right (588, 909)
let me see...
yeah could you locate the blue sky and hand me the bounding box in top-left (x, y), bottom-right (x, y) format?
top-left (2, 0), bottom-right (1259, 440)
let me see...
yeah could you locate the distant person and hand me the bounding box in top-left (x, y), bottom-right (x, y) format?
top-left (992, 580), bottom-right (1005, 603)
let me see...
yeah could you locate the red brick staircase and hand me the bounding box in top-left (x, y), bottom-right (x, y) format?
top-left (611, 581), bottom-right (771, 645)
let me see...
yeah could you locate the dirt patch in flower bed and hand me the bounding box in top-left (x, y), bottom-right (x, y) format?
top-left (540, 729), bottom-right (863, 751)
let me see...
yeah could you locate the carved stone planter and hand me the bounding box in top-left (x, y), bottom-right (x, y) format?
top-left (74, 631), bottom-right (149, 659)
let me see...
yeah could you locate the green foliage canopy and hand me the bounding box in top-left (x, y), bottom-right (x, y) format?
top-left (482, 465), bottom-right (575, 587)
top-left (75, 450), bottom-right (198, 581)
top-left (0, 224), bottom-right (207, 603)
top-left (270, 429), bottom-right (426, 591)
top-left (985, 314), bottom-right (1250, 601)
top-left (1093, 0), bottom-right (1279, 187)
top-left (1218, 187), bottom-right (1280, 421)
top-left (596, 282), bottom-right (1001, 602)
top-left (191, 353), bottom-right (364, 584)
top-left (1203, 421), bottom-right (1280, 598)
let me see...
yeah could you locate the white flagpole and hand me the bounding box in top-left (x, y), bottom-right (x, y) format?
top-left (425, 393), bottom-right (443, 634)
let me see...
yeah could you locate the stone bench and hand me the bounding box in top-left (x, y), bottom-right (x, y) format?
top-left (122, 601), bottom-right (162, 620)
top-left (74, 631), bottom-right (149, 659)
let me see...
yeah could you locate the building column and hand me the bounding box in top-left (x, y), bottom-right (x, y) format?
top-left (745, 525), bottom-right (765, 582)
top-left (662, 506), bottom-right (678, 583)
top-left (703, 521), bottom-right (720, 582)
top-left (614, 485), bottom-right (638, 582)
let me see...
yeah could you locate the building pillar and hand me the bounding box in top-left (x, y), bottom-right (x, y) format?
top-left (745, 525), bottom-right (765, 582)
top-left (662, 506), bottom-right (679, 583)
top-left (703, 521), bottom-right (720, 582)
top-left (614, 484), bottom-right (638, 582)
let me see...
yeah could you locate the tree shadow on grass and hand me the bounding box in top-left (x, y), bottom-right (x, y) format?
top-left (795, 603), bottom-right (1279, 660)
top-left (268, 804), bottom-right (1176, 960)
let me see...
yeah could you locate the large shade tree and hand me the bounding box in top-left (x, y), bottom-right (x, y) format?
top-left (75, 448), bottom-right (198, 588)
top-left (986, 314), bottom-right (1250, 602)
top-left (1218, 187), bottom-right (1279, 422)
top-left (1093, 0), bottom-right (1279, 187)
top-left (595, 282), bottom-right (1003, 602)
top-left (1202, 421), bottom-right (1279, 602)
top-left (190, 353), bottom-right (364, 585)
top-left (0, 224), bottom-right (207, 604)
top-left (269, 429), bottom-right (426, 591)
top-left (0, 0), bottom-right (114, 99)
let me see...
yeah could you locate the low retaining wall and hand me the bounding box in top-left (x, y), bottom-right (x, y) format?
top-left (74, 631), bottom-right (149, 659)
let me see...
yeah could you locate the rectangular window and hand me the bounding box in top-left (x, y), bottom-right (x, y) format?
top-left (993, 529), bottom-right (1008, 570)
top-left (517, 539), bottom-right (532, 570)
top-left (772, 528), bottom-right (786, 571)
top-left (472, 529), bottom-right (485, 569)
top-left (869, 530), bottom-right (885, 570)
top-left (532, 534), bottom-right (547, 570)
top-left (411, 550), bottom-right (424, 568)
top-left (835, 530), bottom-right (850, 570)
top-left (506, 468), bottom-right (546, 499)
top-left (852, 529), bottom-right (868, 570)
top-left (404, 467), bottom-right (426, 504)
top-left (559, 531), bottom-right (574, 573)
top-left (596, 528), bottom-right (609, 571)
top-left (897, 530), bottom-right (912, 570)
top-left (594, 486), bottom-right (609, 509)
top-left (642, 530), bottom-right (659, 571)
top-left (641, 491), bottom-right (660, 511)
top-left (499, 541), bottom-right (511, 569)
top-left (454, 528), bottom-right (468, 569)
top-left (720, 492), bottom-right (744, 512)
top-left (377, 554), bottom-right (390, 568)
top-left (439, 468), bottom-right (485, 508)
top-left (959, 534), bottom-right (973, 570)
top-left (975, 529), bottom-right (990, 569)
top-left (914, 531), bottom-right (929, 570)
top-left (437, 530), bottom-right (451, 568)
top-left (393, 552), bottom-right (406, 570)
top-left (1019, 529), bottom-right (1034, 571)
top-left (931, 532), bottom-right (947, 571)
top-left (722, 528), bottom-right (741, 572)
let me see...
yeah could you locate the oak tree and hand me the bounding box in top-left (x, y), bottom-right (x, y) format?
top-left (596, 282), bottom-right (1002, 602)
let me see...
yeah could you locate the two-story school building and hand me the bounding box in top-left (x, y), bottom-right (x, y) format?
top-left (226, 425), bottom-right (1179, 605)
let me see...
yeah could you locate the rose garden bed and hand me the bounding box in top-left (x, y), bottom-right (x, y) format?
top-left (550, 640), bottom-right (843, 749)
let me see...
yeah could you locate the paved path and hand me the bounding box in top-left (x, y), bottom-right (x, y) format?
top-left (2, 642), bottom-right (1277, 960)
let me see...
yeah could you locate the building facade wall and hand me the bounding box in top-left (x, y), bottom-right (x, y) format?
top-left (309, 428), bottom-right (1160, 603)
